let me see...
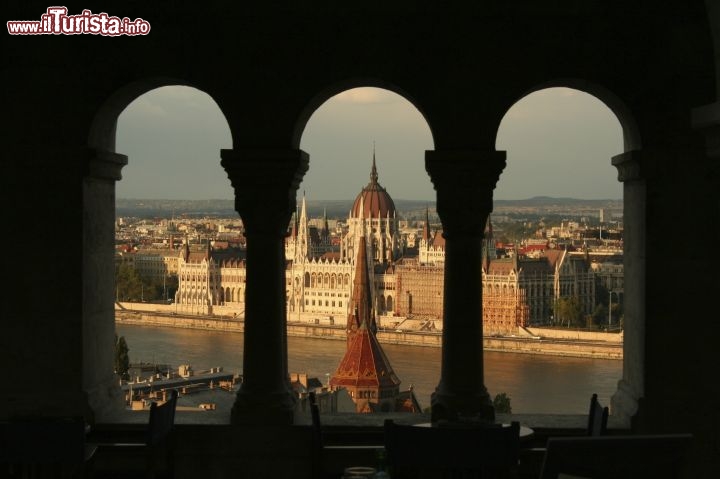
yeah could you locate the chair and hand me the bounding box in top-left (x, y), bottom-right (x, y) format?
top-left (518, 393), bottom-right (610, 476)
top-left (587, 393), bottom-right (609, 436)
top-left (1, 416), bottom-right (96, 479)
top-left (538, 433), bottom-right (694, 479)
top-left (92, 389), bottom-right (178, 479)
top-left (383, 419), bottom-right (521, 479)
top-left (308, 392), bottom-right (324, 477)
top-left (308, 393), bottom-right (388, 477)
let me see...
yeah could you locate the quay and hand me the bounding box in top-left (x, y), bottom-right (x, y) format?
top-left (122, 364), bottom-right (240, 410)
top-left (116, 303), bottom-right (622, 360)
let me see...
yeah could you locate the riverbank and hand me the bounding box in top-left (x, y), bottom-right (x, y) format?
top-left (115, 304), bottom-right (622, 360)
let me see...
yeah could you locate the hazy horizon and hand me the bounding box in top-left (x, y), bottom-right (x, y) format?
top-left (115, 194), bottom-right (622, 202)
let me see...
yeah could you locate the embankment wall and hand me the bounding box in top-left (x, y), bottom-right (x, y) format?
top-left (116, 306), bottom-right (622, 360)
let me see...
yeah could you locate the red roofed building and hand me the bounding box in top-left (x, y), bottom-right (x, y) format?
top-left (329, 320), bottom-right (402, 413)
top-left (330, 236), bottom-right (405, 413)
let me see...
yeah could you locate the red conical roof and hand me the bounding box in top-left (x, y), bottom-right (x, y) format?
top-left (331, 235), bottom-right (400, 393)
top-left (329, 320), bottom-right (401, 390)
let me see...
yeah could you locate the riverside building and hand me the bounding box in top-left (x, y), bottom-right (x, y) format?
top-left (168, 156), bottom-right (597, 335)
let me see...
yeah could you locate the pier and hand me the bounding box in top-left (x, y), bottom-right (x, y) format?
top-left (122, 364), bottom-right (240, 409)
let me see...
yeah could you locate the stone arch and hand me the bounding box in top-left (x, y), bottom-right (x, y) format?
top-left (304, 272), bottom-right (310, 288)
top-left (386, 295), bottom-right (393, 313)
top-left (82, 78), bottom-right (233, 418)
top-left (89, 78), bottom-right (233, 151)
top-left (494, 80), bottom-right (642, 424)
top-left (291, 78), bottom-right (436, 149)
top-left (496, 80), bottom-right (641, 152)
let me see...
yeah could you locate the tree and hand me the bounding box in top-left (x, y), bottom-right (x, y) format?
top-left (556, 296), bottom-right (583, 327)
top-left (591, 304), bottom-right (608, 328)
top-left (493, 392), bottom-right (512, 414)
top-left (115, 263), bottom-right (144, 302)
top-left (114, 334), bottom-right (130, 380)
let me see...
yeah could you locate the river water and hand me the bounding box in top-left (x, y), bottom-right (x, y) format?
top-left (116, 324), bottom-right (622, 414)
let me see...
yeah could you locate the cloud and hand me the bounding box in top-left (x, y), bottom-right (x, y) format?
top-left (125, 97), bottom-right (169, 119)
top-left (331, 87), bottom-right (400, 104)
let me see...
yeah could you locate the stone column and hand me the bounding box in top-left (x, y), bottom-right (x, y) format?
top-left (221, 149), bottom-right (308, 425)
top-left (609, 150), bottom-right (646, 427)
top-left (426, 150), bottom-right (506, 424)
top-left (84, 149), bottom-right (129, 422)
top-left (1, 145), bottom-right (126, 423)
top-left (692, 102), bottom-right (720, 214)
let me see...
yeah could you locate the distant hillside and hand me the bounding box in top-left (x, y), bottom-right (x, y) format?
top-left (494, 196), bottom-right (621, 207)
top-left (116, 197), bottom-right (621, 219)
top-left (116, 199), bottom-right (237, 218)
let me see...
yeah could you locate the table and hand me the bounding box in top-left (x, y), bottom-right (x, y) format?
top-left (412, 422), bottom-right (535, 440)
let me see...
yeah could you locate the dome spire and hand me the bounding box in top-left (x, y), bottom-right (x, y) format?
top-left (370, 141), bottom-right (378, 184)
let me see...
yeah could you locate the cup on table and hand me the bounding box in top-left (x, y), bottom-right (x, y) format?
top-left (342, 466), bottom-right (376, 477)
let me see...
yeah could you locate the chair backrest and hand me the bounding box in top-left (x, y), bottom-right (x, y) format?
top-left (587, 393), bottom-right (609, 436)
top-left (146, 389), bottom-right (178, 447)
top-left (308, 392), bottom-right (324, 478)
top-left (383, 419), bottom-right (521, 479)
top-left (538, 433), bottom-right (694, 479)
top-left (308, 391), bottom-right (321, 438)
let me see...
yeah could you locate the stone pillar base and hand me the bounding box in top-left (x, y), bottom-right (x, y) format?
top-left (231, 387), bottom-right (297, 426)
top-left (610, 379), bottom-right (640, 428)
top-left (86, 375), bottom-right (125, 424)
top-left (430, 389), bottom-right (495, 424)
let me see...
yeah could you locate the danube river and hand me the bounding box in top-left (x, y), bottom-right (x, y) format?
top-left (116, 324), bottom-right (622, 414)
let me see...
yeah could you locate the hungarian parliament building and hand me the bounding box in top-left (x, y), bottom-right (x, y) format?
top-left (120, 157), bottom-right (620, 334)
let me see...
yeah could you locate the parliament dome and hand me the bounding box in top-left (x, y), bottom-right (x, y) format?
top-left (351, 155), bottom-right (396, 219)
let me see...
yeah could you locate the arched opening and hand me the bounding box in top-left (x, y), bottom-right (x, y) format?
top-left (495, 85), bottom-right (638, 420)
top-left (292, 84), bottom-right (435, 413)
top-left (87, 82), bottom-right (235, 420)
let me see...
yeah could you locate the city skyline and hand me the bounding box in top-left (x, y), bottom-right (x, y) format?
top-left (116, 86), bottom-right (623, 202)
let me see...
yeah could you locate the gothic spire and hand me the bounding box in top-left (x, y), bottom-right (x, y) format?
top-left (296, 192), bottom-right (309, 260)
top-left (422, 205), bottom-right (431, 242)
top-left (370, 142), bottom-right (378, 185)
top-left (346, 235), bottom-right (376, 342)
top-left (322, 207), bottom-right (330, 241)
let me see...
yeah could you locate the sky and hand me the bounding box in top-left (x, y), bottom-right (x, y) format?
top-left (116, 86), bottom-right (623, 202)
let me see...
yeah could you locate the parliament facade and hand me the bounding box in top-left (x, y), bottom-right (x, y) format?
top-left (172, 158), bottom-right (596, 335)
